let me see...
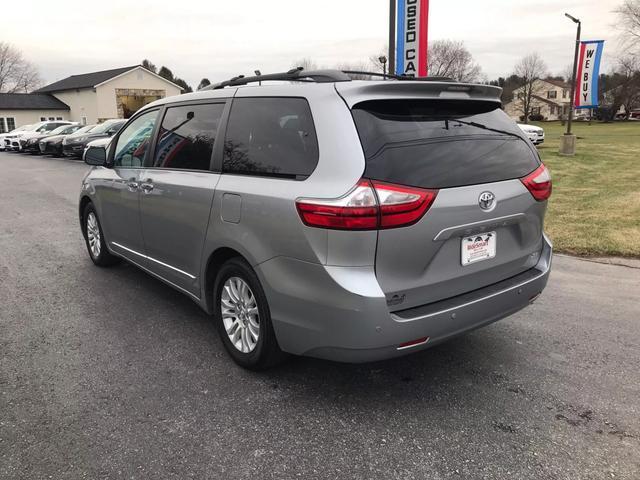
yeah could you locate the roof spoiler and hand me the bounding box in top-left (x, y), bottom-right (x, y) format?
top-left (335, 81), bottom-right (503, 108)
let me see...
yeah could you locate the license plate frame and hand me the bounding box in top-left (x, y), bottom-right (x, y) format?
top-left (461, 232), bottom-right (497, 266)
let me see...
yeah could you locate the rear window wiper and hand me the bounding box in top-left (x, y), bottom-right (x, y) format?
top-left (453, 120), bottom-right (524, 140)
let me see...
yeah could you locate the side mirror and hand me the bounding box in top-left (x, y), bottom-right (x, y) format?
top-left (84, 145), bottom-right (107, 166)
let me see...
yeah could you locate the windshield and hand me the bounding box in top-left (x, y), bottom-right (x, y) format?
top-left (10, 125), bottom-right (32, 133)
top-left (75, 125), bottom-right (96, 134)
top-left (49, 125), bottom-right (73, 135)
top-left (26, 123), bottom-right (46, 132)
top-left (351, 100), bottom-right (540, 189)
top-left (91, 121), bottom-right (122, 134)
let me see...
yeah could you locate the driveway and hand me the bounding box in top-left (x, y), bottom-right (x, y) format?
top-left (1, 152), bottom-right (638, 479)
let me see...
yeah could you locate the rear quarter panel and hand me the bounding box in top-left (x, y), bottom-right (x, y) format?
top-left (199, 84), bottom-right (374, 295)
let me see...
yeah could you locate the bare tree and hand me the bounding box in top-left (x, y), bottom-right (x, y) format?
top-left (291, 58), bottom-right (319, 71)
top-left (561, 63), bottom-right (575, 83)
top-left (513, 53), bottom-right (548, 123)
top-left (605, 55), bottom-right (640, 119)
top-left (426, 40), bottom-right (482, 82)
top-left (369, 46), bottom-right (389, 74)
top-left (336, 62), bottom-right (373, 80)
top-left (614, 0), bottom-right (640, 53)
top-left (0, 42), bottom-right (42, 93)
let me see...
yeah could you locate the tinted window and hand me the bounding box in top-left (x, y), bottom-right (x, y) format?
top-left (113, 110), bottom-right (158, 168)
top-left (152, 103), bottom-right (224, 170)
top-left (223, 97), bottom-right (318, 179)
top-left (351, 100), bottom-right (540, 189)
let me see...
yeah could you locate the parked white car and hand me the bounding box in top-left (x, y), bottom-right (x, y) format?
top-left (4, 121), bottom-right (74, 151)
top-left (517, 123), bottom-right (545, 146)
top-left (16, 121), bottom-right (75, 151)
top-left (0, 124), bottom-right (32, 150)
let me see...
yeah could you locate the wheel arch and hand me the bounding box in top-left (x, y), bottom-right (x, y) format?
top-left (79, 195), bottom-right (93, 232)
top-left (202, 246), bottom-right (248, 313)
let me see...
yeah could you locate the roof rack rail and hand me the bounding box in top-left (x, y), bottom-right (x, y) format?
top-left (342, 70), bottom-right (455, 82)
top-left (200, 68), bottom-right (456, 91)
top-left (201, 67), bottom-right (353, 90)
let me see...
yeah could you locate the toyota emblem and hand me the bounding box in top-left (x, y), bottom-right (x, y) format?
top-left (478, 191), bottom-right (496, 211)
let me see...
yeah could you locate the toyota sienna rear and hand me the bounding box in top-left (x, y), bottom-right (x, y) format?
top-left (79, 69), bottom-right (552, 369)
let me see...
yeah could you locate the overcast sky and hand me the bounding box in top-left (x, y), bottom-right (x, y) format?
top-left (9, 0), bottom-right (620, 89)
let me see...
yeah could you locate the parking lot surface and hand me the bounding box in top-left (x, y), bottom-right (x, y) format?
top-left (1, 152), bottom-right (639, 480)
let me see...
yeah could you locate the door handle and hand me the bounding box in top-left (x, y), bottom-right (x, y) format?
top-left (140, 182), bottom-right (154, 193)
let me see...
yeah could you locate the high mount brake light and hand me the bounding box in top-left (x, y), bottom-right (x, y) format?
top-left (296, 180), bottom-right (438, 230)
top-left (521, 164), bottom-right (552, 201)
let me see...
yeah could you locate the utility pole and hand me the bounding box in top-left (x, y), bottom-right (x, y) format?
top-left (389, 0), bottom-right (396, 76)
top-left (560, 13), bottom-right (581, 155)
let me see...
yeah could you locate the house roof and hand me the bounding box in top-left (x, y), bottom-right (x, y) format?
top-left (35, 65), bottom-right (139, 93)
top-left (531, 94), bottom-right (563, 107)
top-left (0, 93), bottom-right (70, 110)
top-left (543, 79), bottom-right (571, 89)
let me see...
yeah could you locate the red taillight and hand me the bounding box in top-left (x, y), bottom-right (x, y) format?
top-left (296, 179), bottom-right (438, 230)
top-left (372, 180), bottom-right (438, 228)
top-left (521, 164), bottom-right (552, 201)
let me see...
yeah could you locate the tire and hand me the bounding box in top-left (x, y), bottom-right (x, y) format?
top-left (213, 257), bottom-right (286, 370)
top-left (82, 202), bottom-right (120, 267)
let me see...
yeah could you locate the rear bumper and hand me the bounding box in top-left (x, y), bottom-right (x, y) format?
top-left (259, 235), bottom-right (552, 363)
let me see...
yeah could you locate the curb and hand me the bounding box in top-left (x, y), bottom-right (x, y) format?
top-left (554, 253), bottom-right (640, 270)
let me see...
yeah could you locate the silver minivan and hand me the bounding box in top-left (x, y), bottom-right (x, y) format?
top-left (79, 69), bottom-right (552, 369)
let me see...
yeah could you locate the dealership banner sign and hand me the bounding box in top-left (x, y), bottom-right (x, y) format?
top-left (575, 40), bottom-right (605, 109)
top-left (395, 0), bottom-right (429, 77)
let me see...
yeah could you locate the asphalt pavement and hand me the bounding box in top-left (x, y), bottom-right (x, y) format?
top-left (1, 151), bottom-right (638, 479)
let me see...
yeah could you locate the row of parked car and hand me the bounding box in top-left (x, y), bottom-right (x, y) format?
top-left (0, 119), bottom-right (126, 157)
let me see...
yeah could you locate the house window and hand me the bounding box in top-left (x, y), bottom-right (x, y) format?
top-left (48, 117), bottom-right (55, 121)
top-left (547, 91), bottom-right (557, 99)
top-left (563, 90), bottom-right (568, 99)
top-left (6, 117), bottom-right (15, 131)
top-left (56, 117), bottom-right (63, 121)
top-left (40, 117), bottom-right (47, 121)
top-left (0, 118), bottom-right (6, 133)
top-left (81, 116), bottom-right (87, 125)
top-left (550, 106), bottom-right (556, 115)
top-left (531, 107), bottom-right (541, 115)
top-left (517, 92), bottom-right (524, 100)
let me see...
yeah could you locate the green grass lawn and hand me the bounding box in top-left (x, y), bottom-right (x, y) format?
top-left (532, 121), bottom-right (640, 258)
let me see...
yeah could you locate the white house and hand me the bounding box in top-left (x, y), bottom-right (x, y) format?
top-left (0, 94), bottom-right (70, 133)
top-left (504, 79), bottom-right (585, 121)
top-left (0, 65), bottom-right (182, 131)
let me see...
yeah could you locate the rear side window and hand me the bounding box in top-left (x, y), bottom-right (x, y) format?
top-left (152, 103), bottom-right (225, 170)
top-left (351, 100), bottom-right (539, 189)
top-left (223, 97), bottom-right (318, 180)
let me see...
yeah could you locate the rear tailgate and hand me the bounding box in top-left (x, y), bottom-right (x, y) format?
top-left (341, 87), bottom-right (547, 311)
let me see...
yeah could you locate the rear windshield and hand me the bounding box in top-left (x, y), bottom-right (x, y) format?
top-left (351, 100), bottom-right (539, 189)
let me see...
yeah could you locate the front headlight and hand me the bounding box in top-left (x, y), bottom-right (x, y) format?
top-left (76, 136), bottom-right (87, 143)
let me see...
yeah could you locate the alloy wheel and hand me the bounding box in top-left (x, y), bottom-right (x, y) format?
top-left (86, 212), bottom-right (101, 258)
top-left (221, 277), bottom-right (260, 353)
